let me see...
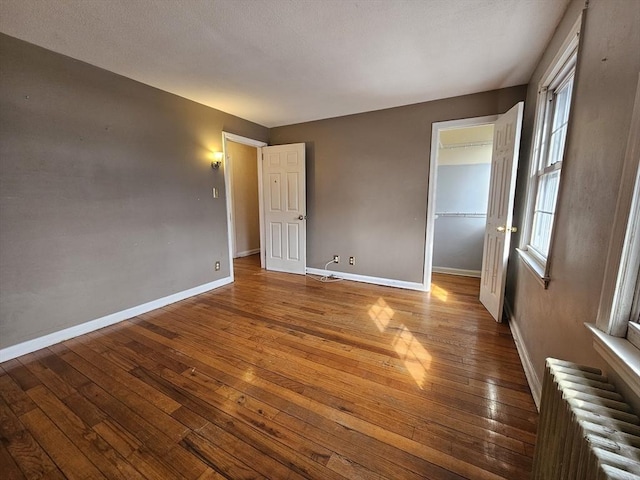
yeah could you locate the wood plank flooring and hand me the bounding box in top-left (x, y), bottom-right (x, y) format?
top-left (0, 255), bottom-right (538, 479)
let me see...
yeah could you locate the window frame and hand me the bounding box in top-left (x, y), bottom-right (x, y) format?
top-left (517, 16), bottom-right (582, 288)
top-left (629, 270), bottom-right (640, 350)
top-left (590, 72), bottom-right (640, 400)
top-left (596, 71), bottom-right (640, 338)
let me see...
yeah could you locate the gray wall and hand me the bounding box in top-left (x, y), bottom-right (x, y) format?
top-left (270, 86), bottom-right (526, 283)
top-left (0, 34), bottom-right (268, 349)
top-left (506, 0), bottom-right (640, 399)
top-left (433, 163), bottom-right (490, 272)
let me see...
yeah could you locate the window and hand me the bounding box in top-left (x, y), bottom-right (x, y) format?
top-left (518, 18), bottom-right (581, 285)
top-left (530, 65), bottom-right (575, 258)
top-left (591, 73), bottom-right (640, 400)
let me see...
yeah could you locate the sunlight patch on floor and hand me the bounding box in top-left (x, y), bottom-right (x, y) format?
top-left (368, 297), bottom-right (432, 389)
top-left (392, 326), bottom-right (432, 389)
top-left (368, 297), bottom-right (395, 332)
top-left (430, 283), bottom-right (449, 302)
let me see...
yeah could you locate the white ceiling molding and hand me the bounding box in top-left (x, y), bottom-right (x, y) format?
top-left (0, 0), bottom-right (571, 127)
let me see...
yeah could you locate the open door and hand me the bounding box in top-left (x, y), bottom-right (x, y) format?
top-left (480, 102), bottom-right (524, 321)
top-left (262, 143), bottom-right (306, 274)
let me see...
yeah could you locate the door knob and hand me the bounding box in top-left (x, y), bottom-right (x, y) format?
top-left (496, 225), bottom-right (518, 233)
top-left (298, 215), bottom-right (307, 220)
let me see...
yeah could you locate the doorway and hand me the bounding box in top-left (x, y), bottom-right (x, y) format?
top-left (222, 132), bottom-right (267, 281)
top-left (227, 140), bottom-right (261, 260)
top-left (433, 124), bottom-right (495, 277)
top-left (423, 115), bottom-right (498, 289)
top-left (222, 133), bottom-right (307, 281)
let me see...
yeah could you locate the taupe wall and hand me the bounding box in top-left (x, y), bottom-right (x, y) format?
top-left (506, 0), bottom-right (640, 399)
top-left (270, 86), bottom-right (526, 283)
top-left (228, 141), bottom-right (260, 257)
top-left (0, 34), bottom-right (268, 349)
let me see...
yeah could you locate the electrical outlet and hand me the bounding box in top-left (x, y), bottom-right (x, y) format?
top-left (215, 261), bottom-right (221, 271)
top-left (349, 256), bottom-right (355, 265)
top-left (212, 187), bottom-right (219, 198)
top-left (333, 255), bottom-right (340, 263)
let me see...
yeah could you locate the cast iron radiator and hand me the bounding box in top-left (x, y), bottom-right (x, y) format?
top-left (531, 358), bottom-right (640, 479)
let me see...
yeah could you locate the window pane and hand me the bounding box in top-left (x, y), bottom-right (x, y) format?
top-left (531, 171), bottom-right (561, 257)
top-left (536, 97), bottom-right (553, 173)
top-left (531, 212), bottom-right (552, 256)
top-left (548, 123), bottom-right (568, 167)
top-left (547, 76), bottom-right (574, 167)
top-left (553, 77), bottom-right (573, 128)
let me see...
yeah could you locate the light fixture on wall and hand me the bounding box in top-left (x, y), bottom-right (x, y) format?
top-left (211, 151), bottom-right (224, 170)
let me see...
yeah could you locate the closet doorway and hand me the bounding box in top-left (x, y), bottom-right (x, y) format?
top-left (423, 115), bottom-right (497, 285)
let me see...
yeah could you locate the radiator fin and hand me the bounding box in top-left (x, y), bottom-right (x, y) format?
top-left (531, 358), bottom-right (640, 480)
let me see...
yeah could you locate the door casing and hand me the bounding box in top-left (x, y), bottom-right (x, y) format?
top-left (222, 132), bottom-right (267, 281)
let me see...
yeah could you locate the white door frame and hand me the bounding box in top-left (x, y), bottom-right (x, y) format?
top-left (222, 132), bottom-right (268, 282)
top-left (423, 115), bottom-right (499, 291)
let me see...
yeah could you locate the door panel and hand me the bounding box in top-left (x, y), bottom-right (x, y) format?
top-left (287, 173), bottom-right (299, 210)
top-left (269, 174), bottom-right (282, 210)
top-left (270, 223), bottom-right (282, 259)
top-left (262, 144), bottom-right (306, 274)
top-left (287, 223), bottom-right (299, 260)
top-left (480, 103), bottom-right (524, 321)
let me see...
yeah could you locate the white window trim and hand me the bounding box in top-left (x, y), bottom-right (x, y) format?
top-left (590, 73), bottom-right (640, 400)
top-left (517, 15), bottom-right (582, 288)
top-left (596, 73), bottom-right (640, 337)
top-left (586, 324), bottom-right (640, 399)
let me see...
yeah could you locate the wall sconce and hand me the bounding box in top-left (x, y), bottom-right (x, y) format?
top-left (211, 151), bottom-right (224, 170)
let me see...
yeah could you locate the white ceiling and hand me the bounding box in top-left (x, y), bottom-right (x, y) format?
top-left (0, 0), bottom-right (570, 128)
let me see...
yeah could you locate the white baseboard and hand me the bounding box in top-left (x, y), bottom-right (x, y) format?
top-left (504, 300), bottom-right (542, 410)
top-left (306, 267), bottom-right (426, 291)
top-left (235, 248), bottom-right (260, 258)
top-left (432, 266), bottom-right (481, 278)
top-left (0, 276), bottom-right (233, 363)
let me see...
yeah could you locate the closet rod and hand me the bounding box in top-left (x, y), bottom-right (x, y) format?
top-left (435, 212), bottom-right (487, 218)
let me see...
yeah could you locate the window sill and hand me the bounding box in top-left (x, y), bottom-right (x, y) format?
top-left (516, 248), bottom-right (550, 288)
top-left (586, 323), bottom-right (640, 400)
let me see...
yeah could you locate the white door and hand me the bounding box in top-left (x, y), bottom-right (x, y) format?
top-left (480, 102), bottom-right (524, 321)
top-left (262, 143), bottom-right (306, 274)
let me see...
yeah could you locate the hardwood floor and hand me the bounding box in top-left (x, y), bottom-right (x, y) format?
top-left (0, 255), bottom-right (538, 479)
